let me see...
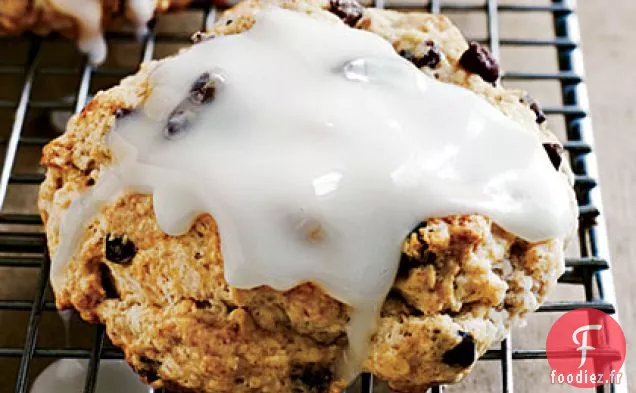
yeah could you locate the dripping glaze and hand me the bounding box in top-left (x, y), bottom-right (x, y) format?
top-left (50, 0), bottom-right (156, 64)
top-left (50, 8), bottom-right (575, 380)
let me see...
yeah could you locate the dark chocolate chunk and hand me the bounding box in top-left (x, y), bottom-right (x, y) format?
top-left (138, 356), bottom-right (162, 383)
top-left (399, 44), bottom-right (441, 69)
top-left (164, 107), bottom-right (194, 140)
top-left (226, 19), bottom-right (233, 26)
top-left (99, 263), bottom-right (119, 299)
top-left (189, 72), bottom-right (217, 105)
top-left (114, 108), bottom-right (131, 118)
top-left (138, 368), bottom-right (159, 384)
top-left (291, 363), bottom-right (333, 393)
top-left (530, 102), bottom-right (547, 124)
top-left (442, 330), bottom-right (476, 368)
top-left (329, 0), bottom-right (364, 27)
top-left (459, 41), bottom-right (500, 83)
top-left (105, 234), bottom-right (136, 264)
top-left (420, 45), bottom-right (441, 69)
top-left (542, 142), bottom-right (564, 170)
top-left (523, 95), bottom-right (547, 124)
top-left (163, 72), bottom-right (218, 139)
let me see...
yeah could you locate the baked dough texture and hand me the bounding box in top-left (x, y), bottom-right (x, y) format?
top-left (38, 0), bottom-right (576, 391)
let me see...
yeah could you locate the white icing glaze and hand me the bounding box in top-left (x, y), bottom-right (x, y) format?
top-left (58, 309), bottom-right (74, 347)
top-left (50, 9), bottom-right (575, 380)
top-left (51, 0), bottom-right (107, 64)
top-left (126, 0), bottom-right (156, 37)
top-left (51, 0), bottom-right (157, 64)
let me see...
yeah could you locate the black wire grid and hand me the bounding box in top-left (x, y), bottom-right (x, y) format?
top-left (0, 0), bottom-right (626, 392)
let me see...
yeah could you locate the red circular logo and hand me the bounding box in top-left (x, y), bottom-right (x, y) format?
top-left (546, 308), bottom-right (626, 388)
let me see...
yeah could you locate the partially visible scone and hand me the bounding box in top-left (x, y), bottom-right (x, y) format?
top-left (38, 0), bottom-right (575, 392)
top-left (0, 0), bottom-right (197, 36)
top-left (0, 0), bottom-right (201, 63)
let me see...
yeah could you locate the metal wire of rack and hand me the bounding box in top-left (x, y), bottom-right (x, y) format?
top-left (0, 0), bottom-right (626, 392)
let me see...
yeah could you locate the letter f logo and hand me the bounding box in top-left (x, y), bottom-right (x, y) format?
top-left (572, 324), bottom-right (602, 368)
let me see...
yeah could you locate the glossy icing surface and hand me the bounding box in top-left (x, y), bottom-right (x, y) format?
top-left (51, 9), bottom-right (574, 378)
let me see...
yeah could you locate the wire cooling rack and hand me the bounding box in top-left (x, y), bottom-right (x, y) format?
top-left (0, 0), bottom-right (626, 392)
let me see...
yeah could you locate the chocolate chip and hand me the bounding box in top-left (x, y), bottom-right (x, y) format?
top-left (329, 0), bottom-right (363, 27)
top-left (459, 41), bottom-right (500, 83)
top-left (420, 46), bottom-right (441, 69)
top-left (191, 31), bottom-right (214, 44)
top-left (114, 108), bottom-right (131, 118)
top-left (226, 19), bottom-right (233, 26)
top-left (138, 368), bottom-right (159, 384)
top-left (399, 44), bottom-right (441, 69)
top-left (99, 263), bottom-right (119, 299)
top-left (105, 234), bottom-right (136, 264)
top-left (164, 107), bottom-right (195, 140)
top-left (291, 363), bottom-right (333, 393)
top-left (163, 72), bottom-right (219, 140)
top-left (542, 142), bottom-right (564, 170)
top-left (524, 95), bottom-right (547, 124)
top-left (530, 102), bottom-right (546, 124)
top-left (189, 73), bottom-right (217, 105)
top-left (442, 331), bottom-right (476, 368)
top-left (138, 356), bottom-right (161, 383)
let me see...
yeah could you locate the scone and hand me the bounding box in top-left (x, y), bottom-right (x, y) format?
top-left (0, 0), bottom-right (210, 64)
top-left (38, 0), bottom-right (578, 392)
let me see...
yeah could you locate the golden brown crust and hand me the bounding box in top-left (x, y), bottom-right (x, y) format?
top-left (38, 1), bottom-right (574, 392)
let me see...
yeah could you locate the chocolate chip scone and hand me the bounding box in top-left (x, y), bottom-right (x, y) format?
top-left (38, 0), bottom-right (578, 392)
